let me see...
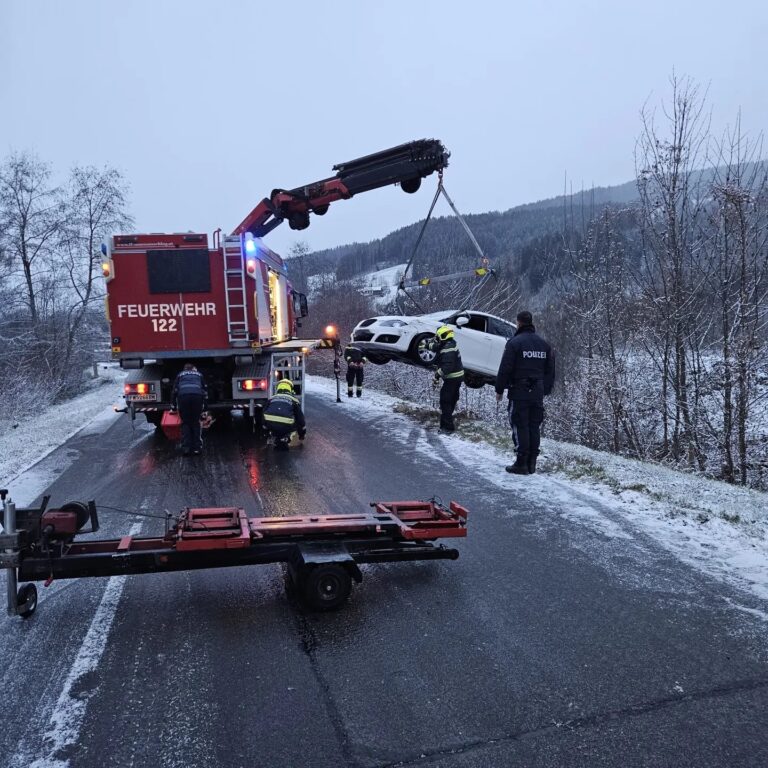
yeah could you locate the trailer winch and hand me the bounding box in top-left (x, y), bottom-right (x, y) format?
top-left (1, 489), bottom-right (467, 616)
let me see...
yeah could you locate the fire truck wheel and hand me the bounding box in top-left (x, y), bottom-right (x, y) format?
top-left (17, 583), bottom-right (38, 619)
top-left (303, 564), bottom-right (352, 611)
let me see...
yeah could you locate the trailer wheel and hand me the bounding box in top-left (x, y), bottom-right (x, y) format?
top-left (303, 564), bottom-right (352, 611)
top-left (17, 583), bottom-right (38, 619)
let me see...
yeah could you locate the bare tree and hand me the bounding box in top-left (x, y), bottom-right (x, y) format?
top-left (635, 74), bottom-right (711, 468)
top-left (54, 165), bottom-right (133, 384)
top-left (702, 119), bottom-right (768, 484)
top-left (0, 152), bottom-right (64, 325)
top-left (288, 240), bottom-right (310, 293)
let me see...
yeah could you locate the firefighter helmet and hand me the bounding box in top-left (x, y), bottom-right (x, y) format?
top-left (436, 325), bottom-right (454, 341)
top-left (276, 379), bottom-right (295, 394)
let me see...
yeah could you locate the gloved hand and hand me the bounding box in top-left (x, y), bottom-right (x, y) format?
top-left (169, 406), bottom-right (177, 413)
top-left (431, 374), bottom-right (440, 390)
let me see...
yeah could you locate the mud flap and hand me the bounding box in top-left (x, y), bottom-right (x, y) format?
top-left (294, 542), bottom-right (362, 583)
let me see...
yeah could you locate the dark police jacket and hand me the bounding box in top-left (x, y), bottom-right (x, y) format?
top-left (495, 326), bottom-right (555, 402)
top-left (432, 338), bottom-right (464, 380)
top-left (264, 393), bottom-right (306, 433)
top-left (344, 346), bottom-right (366, 367)
top-left (171, 369), bottom-right (207, 407)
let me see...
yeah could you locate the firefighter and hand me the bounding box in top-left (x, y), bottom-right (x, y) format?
top-left (263, 379), bottom-right (306, 451)
top-left (171, 363), bottom-right (208, 456)
top-left (495, 311), bottom-right (555, 474)
top-left (429, 325), bottom-right (464, 433)
top-left (344, 344), bottom-right (366, 398)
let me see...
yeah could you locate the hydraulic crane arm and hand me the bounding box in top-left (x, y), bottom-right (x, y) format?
top-left (232, 139), bottom-right (449, 237)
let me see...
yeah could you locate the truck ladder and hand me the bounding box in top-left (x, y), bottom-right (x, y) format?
top-left (222, 239), bottom-right (249, 345)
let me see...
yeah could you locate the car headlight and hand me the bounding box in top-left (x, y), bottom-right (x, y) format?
top-left (379, 319), bottom-right (408, 328)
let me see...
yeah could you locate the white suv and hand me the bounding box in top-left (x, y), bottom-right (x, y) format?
top-left (351, 310), bottom-right (516, 387)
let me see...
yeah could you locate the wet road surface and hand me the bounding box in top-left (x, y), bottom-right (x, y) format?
top-left (2, 392), bottom-right (768, 767)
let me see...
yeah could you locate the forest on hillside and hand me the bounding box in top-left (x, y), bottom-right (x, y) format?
top-left (304, 77), bottom-right (768, 489)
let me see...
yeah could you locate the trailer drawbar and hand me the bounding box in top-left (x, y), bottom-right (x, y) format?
top-left (1, 489), bottom-right (468, 617)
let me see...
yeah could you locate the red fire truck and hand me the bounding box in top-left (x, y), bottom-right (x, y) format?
top-left (104, 139), bottom-right (449, 428)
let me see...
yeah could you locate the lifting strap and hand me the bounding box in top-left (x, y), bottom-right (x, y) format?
top-left (397, 172), bottom-right (494, 314)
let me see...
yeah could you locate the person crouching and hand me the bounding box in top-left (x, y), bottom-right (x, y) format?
top-left (263, 379), bottom-right (306, 450)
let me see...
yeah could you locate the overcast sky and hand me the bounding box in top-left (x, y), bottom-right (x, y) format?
top-left (1, 1), bottom-right (765, 256)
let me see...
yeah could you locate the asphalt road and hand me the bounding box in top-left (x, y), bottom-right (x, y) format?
top-left (2, 392), bottom-right (768, 767)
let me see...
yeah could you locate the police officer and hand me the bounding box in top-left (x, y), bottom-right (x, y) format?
top-left (430, 325), bottom-right (464, 433)
top-left (171, 363), bottom-right (208, 456)
top-left (495, 311), bottom-right (555, 474)
top-left (344, 344), bottom-right (367, 398)
top-left (263, 379), bottom-right (306, 450)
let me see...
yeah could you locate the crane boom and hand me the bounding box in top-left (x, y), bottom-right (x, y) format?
top-left (232, 139), bottom-right (449, 237)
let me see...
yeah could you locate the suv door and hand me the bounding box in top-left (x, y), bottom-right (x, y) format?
top-left (451, 313), bottom-right (496, 375)
top-left (485, 316), bottom-right (517, 373)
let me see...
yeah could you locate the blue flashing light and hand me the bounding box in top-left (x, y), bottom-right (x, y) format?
top-left (244, 233), bottom-right (257, 254)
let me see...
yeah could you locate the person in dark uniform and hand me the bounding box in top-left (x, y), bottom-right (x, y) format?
top-left (171, 363), bottom-right (208, 456)
top-left (263, 379), bottom-right (306, 450)
top-left (429, 325), bottom-right (464, 433)
top-left (495, 311), bottom-right (555, 474)
top-left (344, 344), bottom-right (367, 398)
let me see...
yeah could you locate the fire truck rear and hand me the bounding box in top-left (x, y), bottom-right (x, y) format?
top-left (105, 231), bottom-right (310, 426)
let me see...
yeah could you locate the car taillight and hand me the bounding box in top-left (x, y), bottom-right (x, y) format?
top-left (239, 378), bottom-right (267, 392)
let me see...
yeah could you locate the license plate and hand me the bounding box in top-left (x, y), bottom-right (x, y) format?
top-left (127, 394), bottom-right (158, 402)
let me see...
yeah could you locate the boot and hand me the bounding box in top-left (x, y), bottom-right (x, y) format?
top-left (506, 455), bottom-right (529, 475)
top-left (527, 453), bottom-right (538, 474)
top-left (347, 390), bottom-right (353, 398)
top-left (356, 389), bottom-right (363, 397)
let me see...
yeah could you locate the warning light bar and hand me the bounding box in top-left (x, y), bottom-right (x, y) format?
top-left (238, 378), bottom-right (268, 392)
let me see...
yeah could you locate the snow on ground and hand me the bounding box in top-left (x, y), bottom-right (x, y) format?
top-left (306, 375), bottom-right (768, 608)
top-left (0, 366), bottom-right (126, 507)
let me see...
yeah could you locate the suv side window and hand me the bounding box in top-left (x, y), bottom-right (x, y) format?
top-left (487, 317), bottom-right (516, 338)
top-left (463, 313), bottom-right (488, 332)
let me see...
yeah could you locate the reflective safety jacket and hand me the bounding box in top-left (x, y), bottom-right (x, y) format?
top-left (432, 338), bottom-right (464, 380)
top-left (344, 345), bottom-right (367, 367)
top-left (171, 369), bottom-right (207, 407)
top-left (263, 393), bottom-right (306, 432)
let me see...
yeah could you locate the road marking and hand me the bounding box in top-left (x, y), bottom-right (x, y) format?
top-left (14, 522), bottom-right (142, 768)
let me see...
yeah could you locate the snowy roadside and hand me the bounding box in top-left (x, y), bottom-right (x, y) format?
top-left (306, 375), bottom-right (768, 607)
top-left (0, 365), bottom-right (126, 494)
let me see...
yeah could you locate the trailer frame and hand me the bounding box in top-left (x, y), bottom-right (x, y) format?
top-left (1, 493), bottom-right (467, 615)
